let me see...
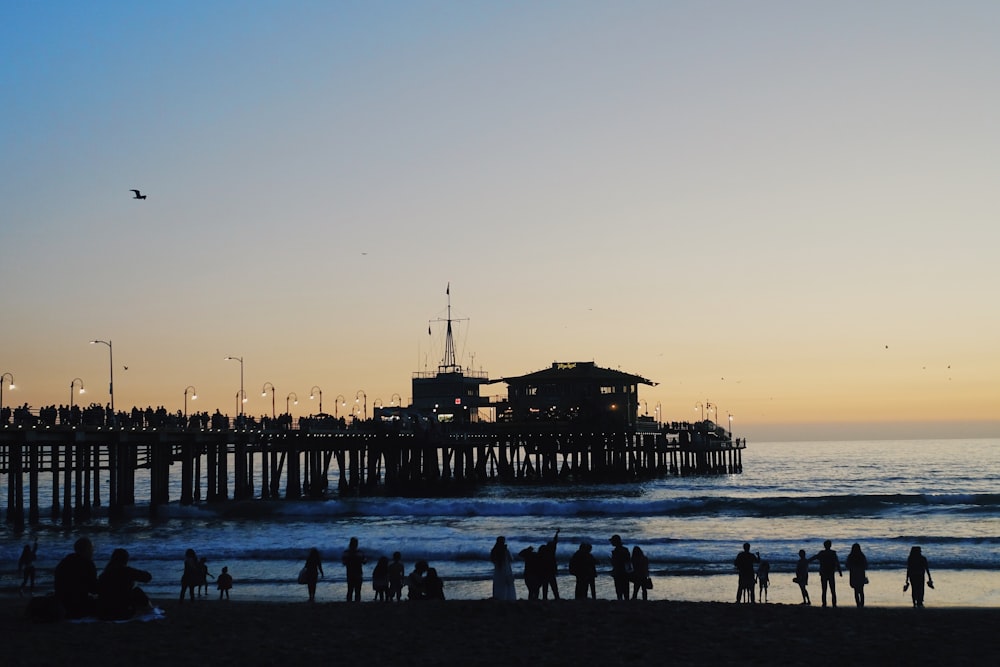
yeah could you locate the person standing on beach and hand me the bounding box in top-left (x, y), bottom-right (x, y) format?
top-left (18, 538), bottom-right (38, 595)
top-left (54, 537), bottom-right (98, 619)
top-left (757, 557), bottom-right (770, 603)
top-left (342, 537), bottom-right (367, 602)
top-left (490, 536), bottom-right (516, 601)
top-left (569, 543), bottom-right (597, 599)
top-left (303, 547), bottom-right (324, 602)
top-left (388, 551), bottom-right (405, 601)
top-left (846, 543), bottom-right (868, 608)
top-left (794, 549), bottom-right (811, 605)
top-left (518, 546), bottom-right (542, 600)
top-left (630, 545), bottom-right (651, 601)
top-left (372, 556), bottom-right (390, 601)
top-left (198, 556), bottom-right (214, 597)
top-left (217, 566), bottom-right (233, 600)
top-left (905, 546), bottom-right (933, 608)
top-left (809, 540), bottom-right (843, 608)
top-left (609, 534), bottom-right (632, 601)
top-left (180, 548), bottom-right (200, 603)
top-left (734, 543), bottom-right (759, 603)
top-left (539, 529), bottom-right (560, 600)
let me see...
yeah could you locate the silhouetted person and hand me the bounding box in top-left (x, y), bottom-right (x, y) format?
top-left (372, 556), bottom-right (390, 601)
top-left (18, 538), bottom-right (38, 594)
top-left (424, 567), bottom-right (445, 600)
top-left (905, 546), bottom-right (933, 607)
top-left (734, 543), bottom-right (759, 603)
top-left (388, 552), bottom-right (405, 601)
top-left (490, 536), bottom-right (516, 601)
top-left (809, 540), bottom-right (843, 608)
top-left (539, 529), bottom-right (560, 600)
top-left (180, 548), bottom-right (199, 602)
top-left (342, 537), bottom-right (367, 602)
top-left (757, 558), bottom-right (770, 603)
top-left (846, 543), bottom-right (868, 608)
top-left (303, 547), bottom-right (324, 602)
top-left (795, 549), bottom-right (811, 605)
top-left (217, 566), bottom-right (233, 600)
top-left (54, 537), bottom-right (98, 619)
top-left (609, 534), bottom-right (632, 601)
top-left (630, 546), bottom-right (651, 600)
top-left (98, 548), bottom-right (153, 620)
top-left (519, 546), bottom-right (542, 600)
top-left (198, 556), bottom-right (214, 596)
top-left (569, 543), bottom-right (597, 599)
top-left (407, 560), bottom-right (429, 600)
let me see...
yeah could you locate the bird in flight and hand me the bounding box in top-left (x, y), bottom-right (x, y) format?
top-left (130, 189), bottom-right (147, 200)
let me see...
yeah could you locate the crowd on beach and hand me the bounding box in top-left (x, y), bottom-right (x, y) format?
top-left (15, 531), bottom-right (936, 622)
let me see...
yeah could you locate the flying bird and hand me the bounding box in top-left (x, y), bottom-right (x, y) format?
top-left (130, 189), bottom-right (147, 200)
top-left (123, 366), bottom-right (129, 371)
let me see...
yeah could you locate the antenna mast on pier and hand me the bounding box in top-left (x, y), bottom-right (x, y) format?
top-left (429, 283), bottom-right (467, 374)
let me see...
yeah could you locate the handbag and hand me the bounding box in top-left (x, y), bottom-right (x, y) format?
top-left (297, 567), bottom-right (309, 584)
top-left (643, 577), bottom-right (653, 590)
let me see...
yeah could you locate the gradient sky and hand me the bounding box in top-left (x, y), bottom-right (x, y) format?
top-left (2, 1), bottom-right (997, 441)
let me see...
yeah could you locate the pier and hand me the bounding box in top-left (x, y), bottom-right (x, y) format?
top-left (0, 420), bottom-right (743, 528)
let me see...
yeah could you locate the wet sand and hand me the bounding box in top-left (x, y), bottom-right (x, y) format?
top-left (4, 597), bottom-right (998, 666)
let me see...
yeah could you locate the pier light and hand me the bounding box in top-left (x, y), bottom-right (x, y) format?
top-left (355, 389), bottom-right (367, 420)
top-left (262, 382), bottom-right (276, 419)
top-left (70, 377), bottom-right (85, 410)
top-left (390, 392), bottom-right (402, 408)
top-left (654, 401), bottom-right (662, 425)
top-left (373, 398), bottom-right (383, 416)
top-left (224, 356), bottom-right (245, 416)
top-left (235, 390), bottom-right (247, 416)
top-left (695, 402), bottom-right (704, 421)
top-left (310, 385), bottom-right (323, 415)
top-left (1, 371), bottom-right (15, 416)
top-left (286, 392), bottom-right (298, 415)
top-left (184, 385), bottom-right (197, 419)
top-left (90, 340), bottom-right (115, 422)
top-left (334, 394), bottom-right (345, 419)
top-left (728, 412), bottom-right (734, 436)
top-left (640, 399), bottom-right (648, 416)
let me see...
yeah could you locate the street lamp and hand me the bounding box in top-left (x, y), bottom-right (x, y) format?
top-left (390, 392), bottom-right (402, 408)
top-left (224, 356), bottom-right (245, 416)
top-left (373, 398), bottom-right (383, 416)
top-left (310, 385), bottom-right (323, 415)
top-left (0, 371), bottom-right (14, 418)
top-left (654, 401), bottom-right (662, 425)
top-left (184, 385), bottom-right (197, 419)
top-left (70, 377), bottom-right (85, 410)
top-left (235, 390), bottom-right (246, 417)
top-left (286, 392), bottom-right (298, 414)
top-left (261, 382), bottom-right (276, 419)
top-left (355, 389), bottom-right (367, 420)
top-left (639, 399), bottom-right (648, 416)
top-left (334, 394), bottom-right (345, 419)
top-left (90, 340), bottom-right (114, 423)
top-left (728, 412), bottom-right (734, 437)
top-left (706, 401), bottom-right (715, 423)
top-left (695, 402), bottom-right (704, 421)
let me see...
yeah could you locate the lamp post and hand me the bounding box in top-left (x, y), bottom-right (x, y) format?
top-left (654, 401), bottom-right (662, 426)
top-left (90, 340), bottom-right (114, 424)
top-left (262, 382), bottom-right (276, 419)
top-left (390, 392), bottom-right (402, 408)
top-left (695, 402), bottom-right (704, 421)
top-left (706, 401), bottom-right (715, 423)
top-left (286, 392), bottom-right (298, 415)
top-left (728, 412), bottom-right (734, 438)
top-left (310, 385), bottom-right (323, 415)
top-left (355, 389), bottom-right (367, 421)
top-left (70, 377), bottom-right (85, 410)
top-left (0, 372), bottom-right (14, 419)
top-left (373, 398), bottom-right (383, 417)
top-left (334, 394), bottom-right (345, 419)
top-left (184, 386), bottom-right (197, 420)
top-left (639, 399), bottom-right (648, 416)
top-left (235, 391), bottom-right (246, 417)
top-left (224, 356), bottom-right (244, 416)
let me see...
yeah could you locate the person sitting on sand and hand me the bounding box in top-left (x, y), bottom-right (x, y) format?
top-left (734, 543), bottom-right (759, 603)
top-left (54, 537), bottom-right (99, 619)
top-left (217, 566), bottom-right (233, 600)
top-left (905, 546), bottom-right (933, 608)
top-left (809, 540), bottom-right (843, 608)
top-left (407, 560), bottom-right (429, 600)
top-left (569, 542), bottom-right (597, 600)
top-left (388, 552), bottom-right (405, 601)
top-left (424, 567), bottom-right (445, 600)
top-left (794, 549), bottom-right (811, 605)
top-left (97, 548), bottom-right (153, 620)
top-left (757, 558), bottom-right (770, 603)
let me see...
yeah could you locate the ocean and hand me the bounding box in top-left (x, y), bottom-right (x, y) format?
top-left (3, 438), bottom-right (998, 607)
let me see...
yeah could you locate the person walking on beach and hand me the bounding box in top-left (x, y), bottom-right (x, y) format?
top-left (180, 548), bottom-right (200, 603)
top-left (302, 547), bottom-right (324, 602)
top-left (630, 545), bottom-right (651, 600)
top-left (569, 542), bottom-right (597, 599)
top-left (342, 537), bottom-right (367, 602)
top-left (217, 566), bottom-right (233, 600)
top-left (794, 549), bottom-right (811, 605)
top-left (18, 538), bottom-right (38, 595)
top-left (388, 551), bottom-right (405, 601)
top-left (846, 543), bottom-right (868, 608)
top-left (809, 540), bottom-right (843, 608)
top-left (490, 536), bottom-right (516, 601)
top-left (905, 546), bottom-right (933, 608)
top-left (734, 543), bottom-right (759, 603)
top-left (757, 557), bottom-right (770, 603)
top-left (610, 534), bottom-right (632, 601)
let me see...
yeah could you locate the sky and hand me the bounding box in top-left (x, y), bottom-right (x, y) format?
top-left (1, 1), bottom-right (997, 442)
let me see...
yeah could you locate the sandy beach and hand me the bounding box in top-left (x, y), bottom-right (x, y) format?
top-left (4, 596), bottom-right (999, 666)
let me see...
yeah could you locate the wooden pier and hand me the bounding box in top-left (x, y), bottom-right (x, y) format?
top-left (1, 422), bottom-right (744, 528)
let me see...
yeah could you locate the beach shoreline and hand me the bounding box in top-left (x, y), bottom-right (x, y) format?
top-left (4, 596), bottom-right (998, 666)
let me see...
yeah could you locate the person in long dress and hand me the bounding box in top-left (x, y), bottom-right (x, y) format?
top-left (490, 536), bottom-right (516, 600)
